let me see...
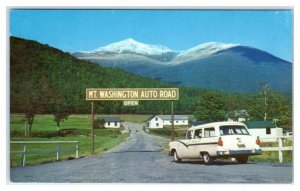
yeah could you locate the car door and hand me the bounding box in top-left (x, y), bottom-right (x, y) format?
top-left (177, 130), bottom-right (194, 158)
top-left (189, 128), bottom-right (204, 158)
top-left (201, 127), bottom-right (218, 157)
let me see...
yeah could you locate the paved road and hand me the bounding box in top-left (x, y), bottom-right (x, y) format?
top-left (10, 122), bottom-right (293, 183)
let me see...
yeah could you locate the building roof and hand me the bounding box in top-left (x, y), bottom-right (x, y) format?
top-left (244, 121), bottom-right (276, 129)
top-left (147, 115), bottom-right (188, 121)
top-left (97, 116), bottom-right (122, 122)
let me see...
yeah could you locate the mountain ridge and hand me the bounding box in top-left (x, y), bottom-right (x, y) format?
top-left (73, 39), bottom-right (241, 64)
top-left (73, 39), bottom-right (292, 93)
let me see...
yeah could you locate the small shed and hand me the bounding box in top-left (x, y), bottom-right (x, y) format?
top-left (97, 116), bottom-right (123, 128)
top-left (244, 121), bottom-right (283, 142)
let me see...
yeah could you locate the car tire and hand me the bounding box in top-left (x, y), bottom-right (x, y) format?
top-left (173, 150), bottom-right (181, 163)
top-left (236, 156), bottom-right (248, 164)
top-left (203, 152), bottom-right (214, 165)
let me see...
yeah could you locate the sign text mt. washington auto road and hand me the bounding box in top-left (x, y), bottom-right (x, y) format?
top-left (86, 88), bottom-right (179, 101)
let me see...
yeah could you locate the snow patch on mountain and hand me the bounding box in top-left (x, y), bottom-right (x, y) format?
top-left (75, 39), bottom-right (240, 65)
top-left (92, 38), bottom-right (174, 55)
top-left (180, 42), bottom-right (239, 56)
top-left (172, 42), bottom-right (239, 64)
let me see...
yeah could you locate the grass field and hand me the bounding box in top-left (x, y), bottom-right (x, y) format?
top-left (249, 141), bottom-right (293, 163)
top-left (10, 114), bottom-right (292, 165)
top-left (10, 114), bottom-right (131, 167)
top-left (10, 114), bottom-right (152, 132)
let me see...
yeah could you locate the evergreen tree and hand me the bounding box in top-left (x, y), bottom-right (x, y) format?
top-left (194, 91), bottom-right (226, 122)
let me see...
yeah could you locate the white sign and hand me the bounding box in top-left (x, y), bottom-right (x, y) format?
top-left (123, 100), bottom-right (139, 106)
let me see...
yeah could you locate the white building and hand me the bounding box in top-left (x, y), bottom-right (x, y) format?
top-left (147, 115), bottom-right (188, 129)
top-left (244, 121), bottom-right (283, 142)
top-left (96, 116), bottom-right (122, 128)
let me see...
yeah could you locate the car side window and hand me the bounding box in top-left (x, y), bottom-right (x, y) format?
top-left (204, 127), bottom-right (215, 138)
top-left (194, 129), bottom-right (202, 139)
top-left (186, 130), bottom-right (193, 139)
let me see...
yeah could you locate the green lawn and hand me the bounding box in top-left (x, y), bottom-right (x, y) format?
top-left (249, 141), bottom-right (293, 163)
top-left (10, 114), bottom-right (91, 132)
top-left (11, 114), bottom-right (154, 132)
top-left (10, 114), bottom-right (129, 167)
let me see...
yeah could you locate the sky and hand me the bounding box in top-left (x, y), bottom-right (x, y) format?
top-left (10, 9), bottom-right (292, 62)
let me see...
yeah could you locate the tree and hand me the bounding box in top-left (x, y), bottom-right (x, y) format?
top-left (194, 91), bottom-right (226, 122)
top-left (47, 75), bottom-right (74, 131)
top-left (246, 83), bottom-right (292, 128)
top-left (260, 82), bottom-right (271, 120)
top-left (14, 76), bottom-right (51, 135)
top-left (48, 92), bottom-right (72, 131)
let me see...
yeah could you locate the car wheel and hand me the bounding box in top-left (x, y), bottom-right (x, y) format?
top-left (203, 152), bottom-right (214, 165)
top-left (236, 156), bottom-right (248, 164)
top-left (173, 150), bottom-right (181, 163)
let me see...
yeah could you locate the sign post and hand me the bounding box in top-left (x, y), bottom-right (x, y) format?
top-left (171, 101), bottom-right (174, 141)
top-left (86, 88), bottom-right (179, 154)
top-left (91, 101), bottom-right (95, 154)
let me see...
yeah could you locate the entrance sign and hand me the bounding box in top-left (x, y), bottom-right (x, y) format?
top-left (86, 88), bottom-right (179, 101)
top-left (86, 88), bottom-right (179, 154)
top-left (123, 100), bottom-right (139, 106)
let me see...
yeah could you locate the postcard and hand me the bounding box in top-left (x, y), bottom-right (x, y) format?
top-left (8, 8), bottom-right (293, 184)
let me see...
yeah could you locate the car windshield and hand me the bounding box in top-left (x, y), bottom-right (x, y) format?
top-left (219, 125), bottom-right (249, 135)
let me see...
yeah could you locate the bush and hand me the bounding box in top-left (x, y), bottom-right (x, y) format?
top-left (94, 119), bottom-right (105, 129)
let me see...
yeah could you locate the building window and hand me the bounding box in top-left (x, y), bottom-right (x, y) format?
top-left (156, 123), bottom-right (159, 127)
top-left (115, 122), bottom-right (118, 126)
top-left (108, 122), bottom-right (110, 126)
top-left (170, 120), bottom-right (172, 123)
top-left (155, 117), bottom-right (158, 121)
top-left (266, 127), bottom-right (271, 134)
top-left (176, 121), bottom-right (178, 123)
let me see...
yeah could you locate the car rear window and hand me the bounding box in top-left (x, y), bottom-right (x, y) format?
top-left (219, 125), bottom-right (249, 135)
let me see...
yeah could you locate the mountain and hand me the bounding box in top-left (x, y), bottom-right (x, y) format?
top-left (150, 46), bottom-right (292, 93)
top-left (172, 42), bottom-right (239, 64)
top-left (73, 39), bottom-right (292, 93)
top-left (10, 36), bottom-right (208, 114)
top-left (94, 38), bottom-right (174, 55)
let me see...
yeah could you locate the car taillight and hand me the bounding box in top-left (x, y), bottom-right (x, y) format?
top-left (218, 137), bottom-right (223, 146)
top-left (256, 136), bottom-right (261, 145)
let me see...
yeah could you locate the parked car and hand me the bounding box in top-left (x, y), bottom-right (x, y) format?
top-left (169, 121), bottom-right (262, 165)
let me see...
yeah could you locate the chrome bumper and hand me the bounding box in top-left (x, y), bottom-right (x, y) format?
top-left (217, 149), bottom-right (262, 156)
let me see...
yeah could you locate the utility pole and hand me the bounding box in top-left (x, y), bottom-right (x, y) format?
top-left (91, 101), bottom-right (95, 154)
top-left (171, 101), bottom-right (174, 141)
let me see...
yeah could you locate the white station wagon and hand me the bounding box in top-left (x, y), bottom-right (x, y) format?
top-left (169, 121), bottom-right (262, 165)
